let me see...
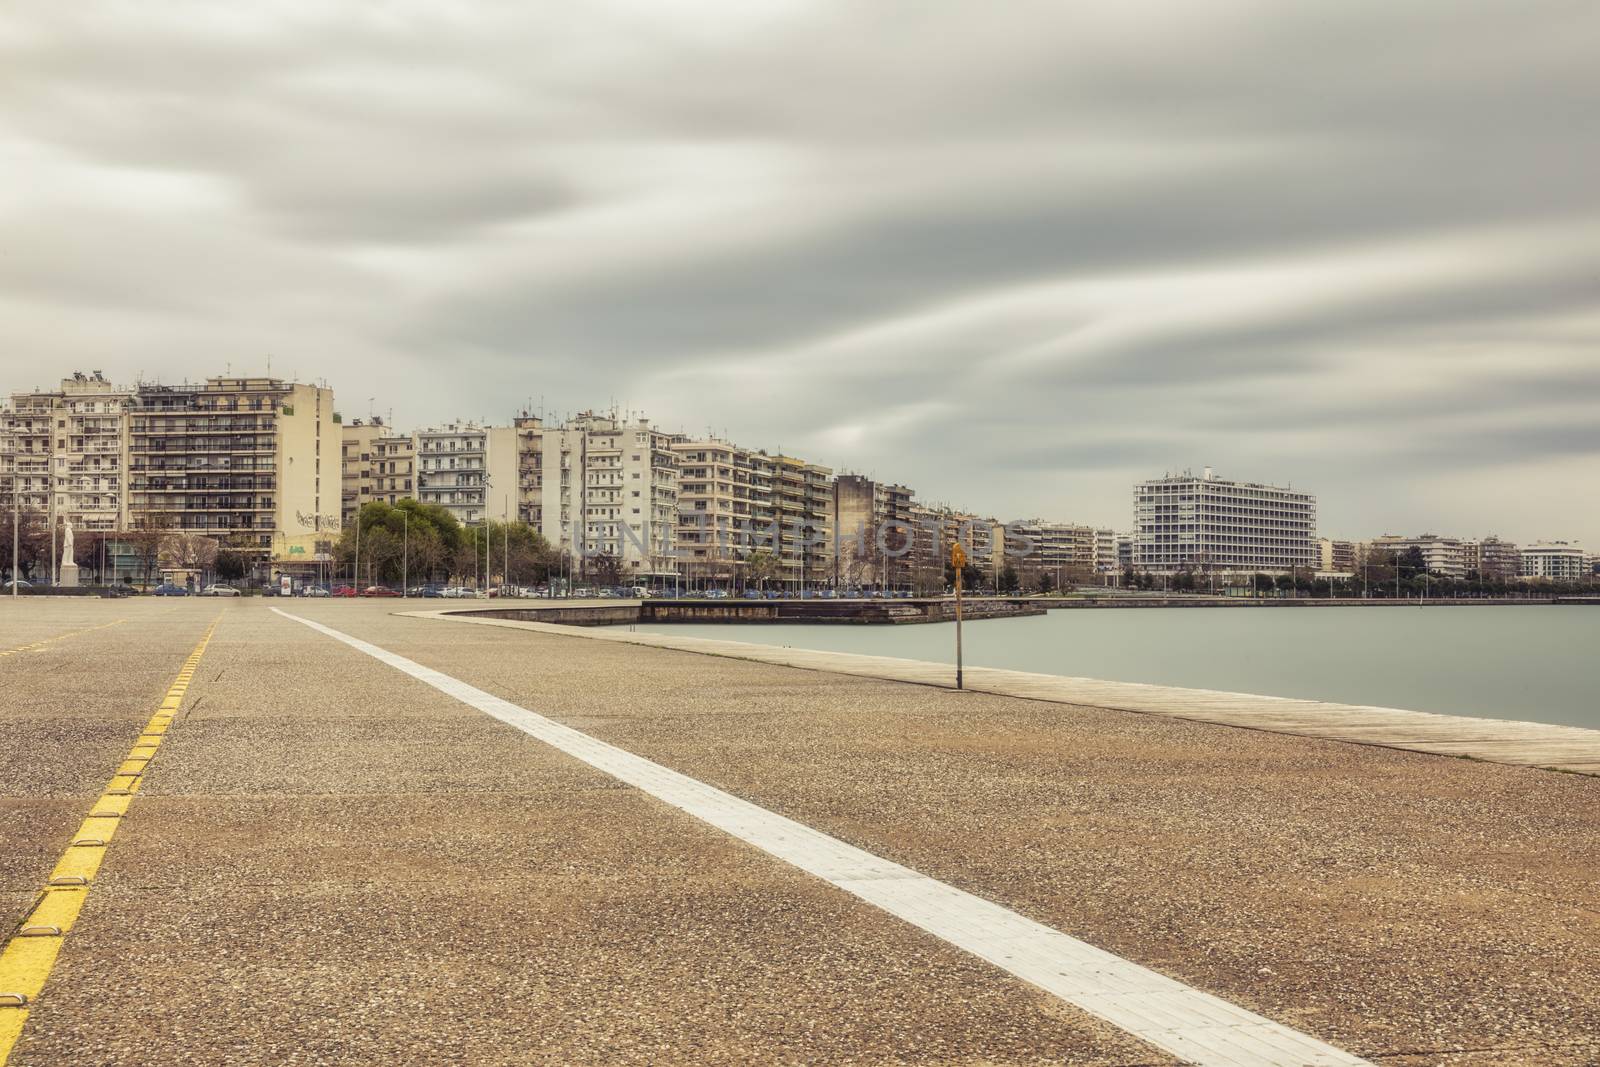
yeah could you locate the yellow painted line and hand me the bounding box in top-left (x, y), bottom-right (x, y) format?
top-left (0, 618), bottom-right (219, 1065)
top-left (0, 620), bottom-right (126, 659)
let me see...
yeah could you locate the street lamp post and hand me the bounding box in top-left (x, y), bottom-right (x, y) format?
top-left (402, 511), bottom-right (408, 598)
top-left (10, 462), bottom-right (18, 598)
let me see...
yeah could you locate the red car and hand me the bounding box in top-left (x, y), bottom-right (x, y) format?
top-left (330, 585), bottom-right (358, 597)
top-left (361, 585), bottom-right (400, 597)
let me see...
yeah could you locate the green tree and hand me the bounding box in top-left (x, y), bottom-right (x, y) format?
top-left (944, 560), bottom-right (983, 590)
top-left (746, 549), bottom-right (780, 590)
top-left (589, 552), bottom-right (623, 587)
top-left (998, 563), bottom-right (1019, 594)
top-left (216, 548), bottom-right (249, 582)
top-left (361, 526), bottom-right (402, 584)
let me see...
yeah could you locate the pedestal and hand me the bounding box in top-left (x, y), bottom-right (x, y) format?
top-left (59, 561), bottom-right (80, 588)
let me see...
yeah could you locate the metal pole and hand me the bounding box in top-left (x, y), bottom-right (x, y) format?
top-left (954, 554), bottom-right (964, 690)
top-left (11, 462), bottom-right (17, 598)
top-left (402, 512), bottom-right (408, 598)
top-left (353, 503), bottom-right (360, 592)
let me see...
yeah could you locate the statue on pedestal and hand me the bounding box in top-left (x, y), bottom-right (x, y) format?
top-left (59, 519), bottom-right (81, 588)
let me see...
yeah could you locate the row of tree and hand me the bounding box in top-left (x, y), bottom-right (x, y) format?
top-left (334, 500), bottom-right (571, 587)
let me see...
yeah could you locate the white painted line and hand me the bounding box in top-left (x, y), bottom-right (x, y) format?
top-left (274, 608), bottom-right (1371, 1067)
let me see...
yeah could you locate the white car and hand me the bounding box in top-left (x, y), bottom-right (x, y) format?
top-left (200, 585), bottom-right (241, 597)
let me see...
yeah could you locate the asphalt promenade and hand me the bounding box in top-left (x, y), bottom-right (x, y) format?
top-left (2, 598), bottom-right (1597, 1066)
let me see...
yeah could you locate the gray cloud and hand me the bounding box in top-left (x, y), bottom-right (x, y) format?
top-left (2, 0), bottom-right (1598, 547)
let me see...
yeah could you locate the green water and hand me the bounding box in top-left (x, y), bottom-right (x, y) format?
top-left (638, 606), bottom-right (1600, 730)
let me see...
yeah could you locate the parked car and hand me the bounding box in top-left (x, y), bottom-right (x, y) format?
top-left (3, 579), bottom-right (31, 591)
top-left (200, 584), bottom-right (241, 597)
top-left (362, 585), bottom-right (400, 597)
top-left (330, 585), bottom-right (358, 597)
top-left (101, 584), bottom-right (135, 598)
top-left (152, 583), bottom-right (190, 596)
top-left (302, 585), bottom-right (331, 597)
top-left (704, 588), bottom-right (729, 600)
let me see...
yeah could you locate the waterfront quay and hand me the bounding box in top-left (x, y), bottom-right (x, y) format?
top-left (3, 599), bottom-right (1599, 1065)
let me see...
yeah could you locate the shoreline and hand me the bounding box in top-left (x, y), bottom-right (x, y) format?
top-left (411, 604), bottom-right (1600, 777)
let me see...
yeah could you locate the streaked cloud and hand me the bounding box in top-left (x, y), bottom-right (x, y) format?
top-left (3, 0), bottom-right (1597, 544)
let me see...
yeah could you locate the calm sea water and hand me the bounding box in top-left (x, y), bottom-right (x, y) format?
top-left (638, 606), bottom-right (1600, 730)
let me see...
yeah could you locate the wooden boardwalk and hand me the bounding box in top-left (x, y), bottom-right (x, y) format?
top-left (408, 608), bottom-right (1600, 777)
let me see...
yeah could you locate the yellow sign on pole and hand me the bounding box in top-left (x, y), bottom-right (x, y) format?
top-left (950, 541), bottom-right (967, 570)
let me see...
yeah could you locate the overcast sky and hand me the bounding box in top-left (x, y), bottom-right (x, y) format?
top-left (4, 1), bottom-right (1597, 544)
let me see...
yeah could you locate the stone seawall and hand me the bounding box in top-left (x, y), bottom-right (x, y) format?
top-left (462, 597), bottom-right (1045, 626)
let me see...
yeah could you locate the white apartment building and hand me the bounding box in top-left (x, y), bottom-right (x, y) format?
top-left (128, 376), bottom-right (338, 567)
top-left (2, 372), bottom-right (132, 533)
top-left (1133, 468), bottom-right (1316, 574)
top-left (518, 412), bottom-right (679, 580)
top-left (669, 437), bottom-right (834, 589)
top-left (341, 417), bottom-right (415, 522)
top-left (1519, 541), bottom-right (1587, 581)
top-left (1007, 519), bottom-right (1095, 585)
top-left (414, 423), bottom-right (516, 526)
top-left (1094, 529), bottom-right (1121, 575)
top-left (672, 436), bottom-right (759, 585)
top-left (1367, 533), bottom-right (1467, 578)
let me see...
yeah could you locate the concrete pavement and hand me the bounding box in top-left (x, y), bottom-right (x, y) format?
top-left (2, 598), bottom-right (1598, 1065)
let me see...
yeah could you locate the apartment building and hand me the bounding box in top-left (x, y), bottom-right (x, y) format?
top-left (772, 455), bottom-right (834, 588)
top-left (1519, 541), bottom-right (1587, 581)
top-left (340, 417), bottom-right (415, 522)
top-left (1317, 538), bottom-right (1357, 575)
top-left (1462, 536), bottom-right (1520, 579)
top-left (1368, 534), bottom-right (1468, 578)
top-left (1133, 468), bottom-right (1316, 574)
top-left (414, 423), bottom-right (516, 526)
top-left (518, 412), bottom-right (679, 580)
top-left (128, 376), bottom-right (338, 565)
top-left (665, 439), bottom-right (834, 589)
top-left (671, 436), bottom-right (758, 585)
top-left (1, 372), bottom-right (132, 534)
top-left (1010, 520), bottom-right (1095, 566)
top-left (1004, 519), bottom-right (1095, 587)
top-left (1094, 529), bottom-right (1121, 575)
top-left (831, 474), bottom-right (918, 589)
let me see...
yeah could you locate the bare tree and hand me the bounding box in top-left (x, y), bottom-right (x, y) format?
top-left (128, 513), bottom-right (175, 591)
top-left (163, 531), bottom-right (220, 587)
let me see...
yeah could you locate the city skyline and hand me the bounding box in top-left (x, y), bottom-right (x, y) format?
top-left (3, 366), bottom-right (1593, 552)
top-left (4, 4), bottom-right (1598, 549)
